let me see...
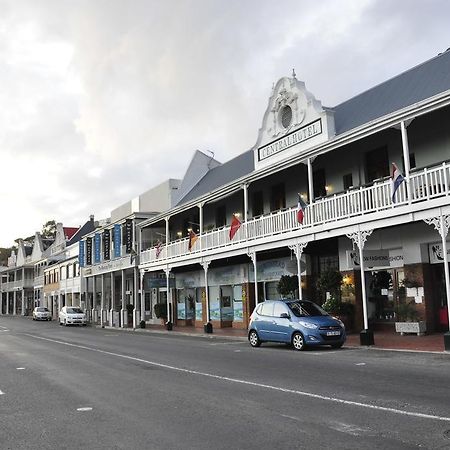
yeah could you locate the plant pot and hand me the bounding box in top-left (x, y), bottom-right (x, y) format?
top-left (395, 321), bottom-right (426, 336)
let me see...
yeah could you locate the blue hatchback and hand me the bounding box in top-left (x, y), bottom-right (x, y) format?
top-left (248, 299), bottom-right (346, 351)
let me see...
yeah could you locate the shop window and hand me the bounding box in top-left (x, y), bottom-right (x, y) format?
top-left (270, 183), bottom-right (285, 212)
top-left (319, 255), bottom-right (339, 274)
top-left (343, 173), bottom-right (353, 190)
top-left (365, 146), bottom-right (389, 182)
top-left (215, 205), bottom-right (226, 227)
top-left (313, 169), bottom-right (326, 198)
top-left (265, 281), bottom-right (281, 300)
top-left (252, 191), bottom-right (264, 217)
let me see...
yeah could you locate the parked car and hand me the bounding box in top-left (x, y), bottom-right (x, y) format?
top-left (248, 299), bottom-right (346, 351)
top-left (32, 307), bottom-right (52, 321)
top-left (59, 306), bottom-right (87, 326)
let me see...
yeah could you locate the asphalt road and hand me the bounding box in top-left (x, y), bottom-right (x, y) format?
top-left (1, 316), bottom-right (450, 450)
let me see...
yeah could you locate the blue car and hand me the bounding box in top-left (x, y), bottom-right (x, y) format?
top-left (248, 299), bottom-right (346, 351)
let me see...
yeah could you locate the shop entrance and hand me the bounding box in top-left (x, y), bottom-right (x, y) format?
top-left (366, 268), bottom-right (404, 324)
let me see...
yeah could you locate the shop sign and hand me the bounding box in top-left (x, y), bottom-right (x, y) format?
top-left (208, 265), bottom-right (247, 286)
top-left (103, 229), bottom-right (110, 260)
top-left (125, 219), bottom-right (133, 254)
top-left (249, 257), bottom-right (303, 282)
top-left (79, 241), bottom-right (85, 267)
top-left (86, 237), bottom-right (92, 265)
top-left (81, 257), bottom-right (131, 276)
top-left (175, 271), bottom-right (202, 289)
top-left (428, 242), bottom-right (450, 264)
top-left (114, 224), bottom-right (121, 258)
top-left (94, 233), bottom-right (101, 263)
top-left (346, 249), bottom-right (403, 269)
top-left (147, 277), bottom-right (175, 289)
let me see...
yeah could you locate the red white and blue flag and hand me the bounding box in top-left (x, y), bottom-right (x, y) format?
top-left (390, 163), bottom-right (405, 203)
top-left (229, 214), bottom-right (241, 240)
top-left (297, 194), bottom-right (307, 224)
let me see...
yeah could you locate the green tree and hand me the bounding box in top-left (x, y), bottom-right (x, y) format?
top-left (277, 275), bottom-right (299, 299)
top-left (42, 220), bottom-right (57, 239)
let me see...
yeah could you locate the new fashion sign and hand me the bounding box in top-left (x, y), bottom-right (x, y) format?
top-left (346, 249), bottom-right (403, 269)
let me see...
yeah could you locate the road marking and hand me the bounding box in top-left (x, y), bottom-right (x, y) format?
top-left (77, 407), bottom-right (93, 411)
top-left (355, 363), bottom-right (366, 366)
top-left (16, 367), bottom-right (25, 370)
top-left (0, 390), bottom-right (4, 395)
top-left (24, 333), bottom-right (450, 423)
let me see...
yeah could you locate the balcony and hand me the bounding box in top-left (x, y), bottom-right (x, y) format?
top-left (140, 162), bottom-right (450, 265)
top-left (0, 279), bottom-right (35, 291)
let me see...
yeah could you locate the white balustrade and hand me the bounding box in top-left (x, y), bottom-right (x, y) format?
top-left (140, 162), bottom-right (450, 265)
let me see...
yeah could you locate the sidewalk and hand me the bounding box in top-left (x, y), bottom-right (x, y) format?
top-left (103, 323), bottom-right (448, 353)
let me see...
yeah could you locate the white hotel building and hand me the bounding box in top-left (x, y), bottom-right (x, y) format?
top-left (130, 50), bottom-right (450, 344)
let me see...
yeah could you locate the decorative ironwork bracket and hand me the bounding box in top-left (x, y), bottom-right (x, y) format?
top-left (423, 215), bottom-right (450, 239)
top-left (288, 242), bottom-right (308, 258)
top-left (346, 229), bottom-right (373, 250)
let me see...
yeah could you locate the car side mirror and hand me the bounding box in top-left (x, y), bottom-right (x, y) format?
top-left (280, 312), bottom-right (290, 319)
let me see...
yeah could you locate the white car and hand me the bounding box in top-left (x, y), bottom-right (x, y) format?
top-left (59, 306), bottom-right (87, 326)
top-left (32, 307), bottom-right (52, 321)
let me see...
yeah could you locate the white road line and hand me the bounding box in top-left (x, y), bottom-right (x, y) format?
top-left (355, 363), bottom-right (366, 366)
top-left (77, 407), bottom-right (93, 411)
top-left (0, 390), bottom-right (4, 395)
top-left (23, 333), bottom-right (450, 423)
top-left (16, 367), bottom-right (25, 370)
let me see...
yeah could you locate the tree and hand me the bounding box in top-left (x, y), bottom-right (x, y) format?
top-left (42, 220), bottom-right (57, 239)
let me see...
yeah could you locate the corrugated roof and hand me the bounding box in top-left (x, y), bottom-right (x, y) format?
top-left (334, 49), bottom-right (450, 134)
top-left (175, 50), bottom-right (450, 207)
top-left (175, 149), bottom-right (254, 206)
top-left (68, 219), bottom-right (96, 245)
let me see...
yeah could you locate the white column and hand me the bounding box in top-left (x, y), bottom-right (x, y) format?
top-left (346, 228), bottom-right (373, 330)
top-left (289, 242), bottom-right (308, 300)
top-left (164, 267), bottom-right (171, 325)
top-left (202, 262), bottom-right (211, 323)
top-left (199, 203), bottom-right (203, 250)
top-left (400, 120), bottom-right (411, 200)
top-left (6, 292), bottom-right (10, 314)
top-left (91, 276), bottom-right (97, 322)
top-left (248, 252), bottom-right (259, 304)
top-left (424, 213), bottom-right (450, 328)
top-left (21, 289), bottom-right (25, 316)
top-left (100, 274), bottom-right (105, 326)
top-left (121, 270), bottom-right (126, 328)
top-left (307, 158), bottom-right (314, 205)
top-left (110, 272), bottom-right (115, 326)
top-left (133, 267), bottom-right (139, 328)
top-left (140, 270), bottom-right (145, 325)
top-left (165, 217), bottom-right (170, 246)
top-left (243, 183), bottom-right (249, 239)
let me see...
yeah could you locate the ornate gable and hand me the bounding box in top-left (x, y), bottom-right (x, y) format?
top-left (254, 74), bottom-right (335, 170)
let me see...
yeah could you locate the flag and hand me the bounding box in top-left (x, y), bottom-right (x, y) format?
top-left (155, 240), bottom-right (163, 258)
top-left (297, 194), bottom-right (307, 224)
top-left (229, 214), bottom-right (241, 240)
top-left (390, 163), bottom-right (405, 203)
top-left (188, 230), bottom-right (198, 251)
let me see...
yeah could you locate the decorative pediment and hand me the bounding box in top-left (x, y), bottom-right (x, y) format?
top-left (253, 75), bottom-right (335, 170)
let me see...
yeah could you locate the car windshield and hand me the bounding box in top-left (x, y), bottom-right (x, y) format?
top-left (287, 301), bottom-right (328, 317)
top-left (67, 308), bottom-right (83, 314)
top-left (36, 307), bottom-right (48, 312)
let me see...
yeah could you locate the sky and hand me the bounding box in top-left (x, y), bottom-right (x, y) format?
top-left (1, 0), bottom-right (450, 247)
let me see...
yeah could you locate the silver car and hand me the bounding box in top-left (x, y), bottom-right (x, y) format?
top-left (59, 306), bottom-right (87, 326)
top-left (33, 307), bottom-right (52, 321)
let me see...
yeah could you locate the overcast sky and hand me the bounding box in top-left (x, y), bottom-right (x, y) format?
top-left (1, 0), bottom-right (450, 247)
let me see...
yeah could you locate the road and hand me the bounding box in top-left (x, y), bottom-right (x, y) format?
top-left (0, 316), bottom-right (449, 450)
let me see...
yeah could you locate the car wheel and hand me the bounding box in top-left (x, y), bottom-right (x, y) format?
top-left (331, 342), bottom-right (343, 349)
top-left (292, 332), bottom-right (306, 351)
top-left (248, 330), bottom-right (261, 347)
top-left (59, 319), bottom-right (63, 326)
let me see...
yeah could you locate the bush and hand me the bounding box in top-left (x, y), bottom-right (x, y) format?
top-left (395, 302), bottom-right (419, 322)
top-left (154, 303), bottom-right (167, 319)
top-left (139, 320), bottom-right (146, 329)
top-left (322, 297), bottom-right (354, 316)
top-left (277, 275), bottom-right (298, 298)
top-left (316, 270), bottom-right (343, 301)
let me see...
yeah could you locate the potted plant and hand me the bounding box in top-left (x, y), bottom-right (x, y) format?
top-left (277, 275), bottom-right (298, 298)
top-left (154, 303), bottom-right (167, 325)
top-left (394, 301), bottom-right (426, 336)
top-left (321, 296), bottom-right (355, 331)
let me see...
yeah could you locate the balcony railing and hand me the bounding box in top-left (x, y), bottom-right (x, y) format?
top-left (0, 279), bottom-right (35, 291)
top-left (141, 162), bottom-right (450, 265)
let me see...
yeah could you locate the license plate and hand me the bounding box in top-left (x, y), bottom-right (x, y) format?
top-left (326, 331), bottom-right (340, 336)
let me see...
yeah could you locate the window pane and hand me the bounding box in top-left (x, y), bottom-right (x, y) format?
top-left (260, 302), bottom-right (274, 316)
top-left (273, 303), bottom-right (287, 317)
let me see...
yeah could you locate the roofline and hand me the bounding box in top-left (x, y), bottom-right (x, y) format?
top-left (137, 88), bottom-right (450, 230)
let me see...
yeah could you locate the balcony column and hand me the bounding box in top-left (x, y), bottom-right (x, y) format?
top-left (307, 158), bottom-right (315, 224)
top-left (6, 292), bottom-right (10, 314)
top-left (13, 290), bottom-right (17, 315)
top-left (423, 212), bottom-right (450, 350)
top-left (100, 273), bottom-right (105, 327)
top-left (243, 183), bottom-right (249, 238)
top-left (133, 267), bottom-right (139, 328)
top-left (21, 288), bottom-right (25, 316)
top-left (165, 217), bottom-right (170, 247)
top-left (201, 261), bottom-right (212, 332)
top-left (121, 270), bottom-right (126, 328)
top-left (110, 272), bottom-right (115, 327)
top-left (140, 270), bottom-right (145, 325)
top-left (198, 203), bottom-right (204, 250)
top-left (288, 242), bottom-right (308, 300)
top-left (346, 227), bottom-right (374, 345)
top-left (91, 276), bottom-right (97, 323)
top-left (248, 251), bottom-right (259, 304)
top-left (400, 120), bottom-right (411, 200)
top-left (164, 266), bottom-right (172, 330)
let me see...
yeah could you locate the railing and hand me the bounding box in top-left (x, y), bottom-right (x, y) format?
top-left (139, 162), bottom-right (449, 265)
top-left (0, 279), bottom-right (34, 291)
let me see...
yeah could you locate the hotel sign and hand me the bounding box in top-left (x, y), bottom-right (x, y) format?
top-left (258, 119), bottom-right (322, 161)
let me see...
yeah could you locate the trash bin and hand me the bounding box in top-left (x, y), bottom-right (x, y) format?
top-left (360, 329), bottom-right (374, 346)
top-left (204, 322), bottom-right (213, 334)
